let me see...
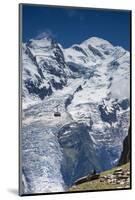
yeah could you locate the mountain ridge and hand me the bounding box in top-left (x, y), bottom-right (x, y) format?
top-left (21, 35), bottom-right (130, 194)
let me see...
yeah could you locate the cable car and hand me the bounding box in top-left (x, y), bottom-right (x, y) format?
top-left (54, 105), bottom-right (61, 117)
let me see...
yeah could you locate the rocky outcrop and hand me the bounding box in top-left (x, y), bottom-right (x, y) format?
top-left (118, 127), bottom-right (130, 166)
top-left (100, 167), bottom-right (130, 188)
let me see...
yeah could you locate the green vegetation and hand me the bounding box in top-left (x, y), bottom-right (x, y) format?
top-left (69, 163), bottom-right (130, 192)
top-left (70, 180), bottom-right (120, 191)
top-left (101, 162), bottom-right (129, 176)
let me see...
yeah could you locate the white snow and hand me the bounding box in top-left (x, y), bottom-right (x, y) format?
top-left (81, 36), bottom-right (113, 48)
top-left (21, 35), bottom-right (130, 193)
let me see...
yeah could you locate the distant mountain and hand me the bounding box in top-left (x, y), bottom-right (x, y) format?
top-left (22, 36), bottom-right (129, 105)
top-left (21, 35), bottom-right (130, 194)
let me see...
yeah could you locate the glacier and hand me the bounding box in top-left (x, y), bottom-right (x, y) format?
top-left (20, 35), bottom-right (130, 194)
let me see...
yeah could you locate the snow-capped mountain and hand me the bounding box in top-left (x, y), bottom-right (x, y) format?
top-left (21, 35), bottom-right (130, 194)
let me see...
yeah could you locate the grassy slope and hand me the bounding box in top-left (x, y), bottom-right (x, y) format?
top-left (69, 163), bottom-right (130, 191)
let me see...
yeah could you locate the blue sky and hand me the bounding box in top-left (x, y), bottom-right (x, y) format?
top-left (22, 5), bottom-right (131, 50)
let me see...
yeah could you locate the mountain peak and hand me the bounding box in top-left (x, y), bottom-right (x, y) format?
top-left (35, 31), bottom-right (54, 41)
top-left (82, 36), bottom-right (113, 48)
top-left (27, 32), bottom-right (57, 49)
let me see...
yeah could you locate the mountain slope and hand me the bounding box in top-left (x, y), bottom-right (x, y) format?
top-left (69, 162), bottom-right (130, 191)
top-left (21, 35), bottom-right (130, 194)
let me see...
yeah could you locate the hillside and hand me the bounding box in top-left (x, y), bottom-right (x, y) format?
top-left (69, 163), bottom-right (130, 191)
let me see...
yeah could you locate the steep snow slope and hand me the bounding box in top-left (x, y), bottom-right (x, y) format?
top-left (21, 35), bottom-right (130, 194)
top-left (22, 35), bottom-right (72, 108)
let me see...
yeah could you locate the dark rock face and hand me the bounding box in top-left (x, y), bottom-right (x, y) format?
top-left (118, 127), bottom-right (130, 166)
top-left (119, 99), bottom-right (129, 110)
top-left (64, 95), bottom-right (74, 108)
top-left (25, 79), bottom-right (52, 100)
top-left (58, 122), bottom-right (102, 186)
top-left (75, 85), bottom-right (83, 93)
top-left (88, 44), bottom-right (104, 59)
top-left (108, 60), bottom-right (120, 70)
top-left (98, 102), bottom-right (119, 125)
top-left (72, 45), bottom-right (88, 57)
